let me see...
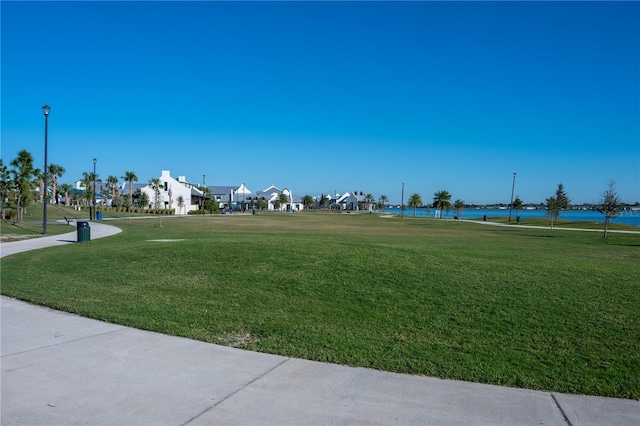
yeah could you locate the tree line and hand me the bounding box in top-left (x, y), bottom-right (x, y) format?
top-left (0, 149), bottom-right (145, 222)
top-left (0, 149), bottom-right (627, 237)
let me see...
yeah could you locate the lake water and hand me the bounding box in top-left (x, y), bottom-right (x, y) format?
top-left (380, 207), bottom-right (640, 227)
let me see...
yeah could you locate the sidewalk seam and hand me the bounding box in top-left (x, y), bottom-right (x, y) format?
top-left (181, 357), bottom-right (291, 426)
top-left (0, 326), bottom-right (127, 358)
top-left (551, 393), bottom-right (573, 426)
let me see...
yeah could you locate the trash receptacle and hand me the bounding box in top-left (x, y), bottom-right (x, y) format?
top-left (517, 216), bottom-right (521, 224)
top-left (77, 221), bottom-right (91, 242)
top-left (483, 215), bottom-right (487, 221)
top-left (96, 211), bottom-right (102, 220)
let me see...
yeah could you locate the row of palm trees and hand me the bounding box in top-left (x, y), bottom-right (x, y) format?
top-left (71, 170), bottom-right (141, 211)
top-left (1, 150), bottom-right (70, 222)
top-left (0, 148), bottom-right (145, 223)
top-left (406, 190), bottom-right (466, 218)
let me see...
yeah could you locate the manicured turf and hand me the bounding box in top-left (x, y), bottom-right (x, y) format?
top-left (2, 212), bottom-right (639, 399)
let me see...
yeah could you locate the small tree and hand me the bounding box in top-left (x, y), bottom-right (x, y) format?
top-left (177, 195), bottom-right (185, 215)
top-left (48, 164), bottom-right (65, 204)
top-left (555, 183), bottom-right (571, 220)
top-left (10, 150), bottom-right (36, 223)
top-left (58, 183), bottom-right (73, 207)
top-left (378, 194), bottom-right (388, 212)
top-left (302, 195), bottom-right (314, 209)
top-left (433, 190), bottom-right (452, 218)
top-left (597, 180), bottom-right (623, 239)
top-left (407, 193), bottom-right (422, 217)
top-left (148, 178), bottom-right (163, 209)
top-left (278, 192), bottom-right (289, 211)
top-left (321, 194), bottom-right (330, 209)
top-left (106, 175), bottom-right (119, 206)
top-left (137, 190), bottom-right (149, 209)
top-left (453, 199), bottom-right (465, 220)
top-left (364, 193), bottom-right (375, 212)
top-left (0, 159), bottom-right (11, 219)
top-left (546, 196), bottom-right (560, 231)
top-left (513, 196), bottom-right (523, 222)
top-left (122, 171), bottom-right (138, 212)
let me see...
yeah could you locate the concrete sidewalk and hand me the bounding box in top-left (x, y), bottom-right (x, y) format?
top-left (0, 221), bottom-right (122, 258)
top-left (1, 223), bottom-right (639, 425)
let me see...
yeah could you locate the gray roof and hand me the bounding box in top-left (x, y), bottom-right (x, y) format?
top-left (208, 186), bottom-right (237, 196)
top-left (120, 183), bottom-right (147, 196)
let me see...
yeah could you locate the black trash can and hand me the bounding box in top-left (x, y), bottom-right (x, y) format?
top-left (77, 221), bottom-right (91, 243)
top-left (483, 215), bottom-right (487, 221)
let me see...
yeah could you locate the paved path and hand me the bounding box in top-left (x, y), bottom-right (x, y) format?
top-left (459, 219), bottom-right (640, 234)
top-left (0, 221), bottom-right (122, 258)
top-left (1, 221), bottom-right (639, 425)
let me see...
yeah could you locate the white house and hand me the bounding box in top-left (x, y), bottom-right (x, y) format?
top-left (253, 185), bottom-right (303, 211)
top-left (209, 183), bottom-right (252, 211)
top-left (124, 170), bottom-right (204, 214)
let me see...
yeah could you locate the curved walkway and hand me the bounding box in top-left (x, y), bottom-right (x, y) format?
top-left (1, 223), bottom-right (639, 425)
top-left (460, 219), bottom-right (640, 234)
top-left (0, 221), bottom-right (122, 258)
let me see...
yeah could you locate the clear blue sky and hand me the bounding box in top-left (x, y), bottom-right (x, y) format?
top-left (2, 1), bottom-right (638, 205)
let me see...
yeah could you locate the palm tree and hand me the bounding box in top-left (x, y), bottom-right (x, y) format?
top-left (34, 168), bottom-right (43, 203)
top-left (148, 178), bottom-right (163, 209)
top-left (433, 190), bottom-right (452, 218)
top-left (302, 195), bottom-right (314, 209)
top-left (0, 159), bottom-right (11, 219)
top-left (58, 183), bottom-right (73, 207)
top-left (407, 193), bottom-right (422, 217)
top-left (122, 171), bottom-right (137, 211)
top-left (106, 175), bottom-right (119, 206)
top-left (81, 171), bottom-right (100, 211)
top-left (278, 192), bottom-right (289, 211)
top-left (378, 194), bottom-right (388, 212)
top-left (513, 196), bottom-right (523, 222)
top-left (10, 150), bottom-right (36, 223)
top-left (48, 164), bottom-right (65, 204)
top-left (364, 193), bottom-right (375, 212)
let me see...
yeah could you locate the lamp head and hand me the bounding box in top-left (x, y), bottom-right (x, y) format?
top-left (42, 105), bottom-right (51, 116)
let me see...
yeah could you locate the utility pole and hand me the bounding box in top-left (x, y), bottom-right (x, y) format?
top-left (401, 182), bottom-right (405, 219)
top-left (508, 172), bottom-right (517, 223)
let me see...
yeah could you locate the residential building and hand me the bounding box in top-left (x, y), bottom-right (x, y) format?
top-left (120, 170), bottom-right (204, 213)
top-left (253, 185), bottom-right (303, 211)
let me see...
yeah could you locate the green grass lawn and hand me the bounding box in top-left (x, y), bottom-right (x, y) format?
top-left (2, 212), bottom-right (639, 399)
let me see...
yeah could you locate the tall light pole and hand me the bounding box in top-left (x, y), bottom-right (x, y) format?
top-left (42, 105), bottom-right (50, 234)
top-left (202, 174), bottom-right (206, 216)
top-left (508, 172), bottom-right (517, 223)
top-left (401, 182), bottom-right (405, 219)
top-left (93, 158), bottom-right (97, 220)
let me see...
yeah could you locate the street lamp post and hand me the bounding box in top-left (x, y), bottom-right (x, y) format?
top-left (401, 182), bottom-right (405, 219)
top-left (508, 172), bottom-right (517, 223)
top-left (202, 174), bottom-right (205, 217)
top-left (42, 105), bottom-right (50, 235)
top-left (93, 158), bottom-right (97, 220)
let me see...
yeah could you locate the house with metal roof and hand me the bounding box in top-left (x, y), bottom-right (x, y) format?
top-left (119, 170), bottom-right (204, 213)
top-left (251, 185), bottom-right (303, 211)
